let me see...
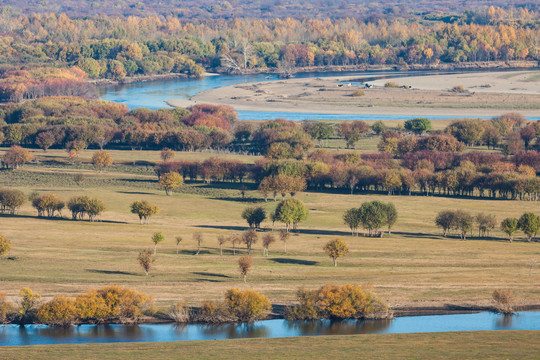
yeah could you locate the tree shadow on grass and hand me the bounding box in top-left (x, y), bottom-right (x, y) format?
top-left (192, 272), bottom-right (232, 278)
top-left (0, 214), bottom-right (127, 224)
top-left (270, 258), bottom-right (319, 266)
top-left (209, 197), bottom-right (264, 203)
top-left (117, 191), bottom-right (156, 195)
top-left (86, 269), bottom-right (137, 276)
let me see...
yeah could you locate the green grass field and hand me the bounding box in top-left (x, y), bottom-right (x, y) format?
top-left (2, 331), bottom-right (540, 359)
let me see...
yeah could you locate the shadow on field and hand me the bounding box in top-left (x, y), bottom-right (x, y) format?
top-left (192, 272), bottom-right (232, 278)
top-left (118, 178), bottom-right (157, 183)
top-left (86, 269), bottom-right (137, 276)
top-left (117, 191), bottom-right (156, 195)
top-left (209, 197), bottom-right (264, 203)
top-left (271, 258), bottom-right (318, 266)
top-left (0, 214), bottom-right (127, 224)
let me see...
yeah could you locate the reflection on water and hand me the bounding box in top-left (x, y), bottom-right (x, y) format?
top-left (1, 311), bottom-right (539, 347)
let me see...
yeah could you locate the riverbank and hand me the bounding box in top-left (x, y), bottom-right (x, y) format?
top-left (166, 70), bottom-right (540, 118)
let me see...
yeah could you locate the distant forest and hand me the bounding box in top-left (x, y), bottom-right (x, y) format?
top-left (2, 0), bottom-right (538, 19)
top-left (0, 3), bottom-right (538, 101)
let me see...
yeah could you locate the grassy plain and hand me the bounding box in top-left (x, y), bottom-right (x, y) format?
top-left (2, 331), bottom-right (540, 359)
top-left (0, 146), bottom-right (539, 311)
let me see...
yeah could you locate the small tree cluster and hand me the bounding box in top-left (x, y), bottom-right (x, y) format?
top-left (67, 196), bottom-right (106, 221)
top-left (241, 206), bottom-right (266, 229)
top-left (130, 200), bottom-right (160, 224)
top-left (0, 189), bottom-right (26, 214)
top-left (435, 209), bottom-right (474, 240)
top-left (1, 145), bottom-right (33, 169)
top-left (274, 198), bottom-right (309, 232)
top-left (32, 193), bottom-right (65, 217)
top-left (343, 201), bottom-right (397, 237)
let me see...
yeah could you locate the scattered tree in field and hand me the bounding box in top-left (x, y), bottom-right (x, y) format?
top-left (32, 194), bottom-right (65, 217)
top-left (138, 249), bottom-right (154, 275)
top-left (73, 174), bottom-right (85, 188)
top-left (279, 230), bottom-right (290, 253)
top-left (0, 189), bottom-right (26, 214)
top-left (454, 210), bottom-right (474, 240)
top-left (370, 121), bottom-right (386, 135)
top-left (383, 202), bottom-right (398, 235)
top-left (404, 118), bottom-right (431, 134)
top-left (501, 218), bottom-right (519, 242)
top-left (151, 232), bottom-right (165, 255)
top-left (262, 233), bottom-right (276, 256)
top-left (238, 256), bottom-right (253, 282)
top-left (160, 148), bottom-right (175, 162)
top-left (518, 213), bottom-right (540, 242)
top-left (358, 201), bottom-right (387, 237)
top-left (476, 213), bottom-right (497, 237)
top-left (274, 198), bottom-right (309, 232)
top-left (242, 229), bottom-right (258, 255)
top-left (130, 201), bottom-right (160, 224)
top-left (241, 206), bottom-right (266, 229)
top-left (343, 208), bottom-right (361, 236)
top-left (2, 145), bottom-right (33, 169)
top-left (159, 171), bottom-right (183, 195)
top-left (492, 289), bottom-right (516, 314)
top-left (231, 233), bottom-right (240, 255)
top-left (175, 236), bottom-right (182, 255)
top-left (217, 235), bottom-right (229, 256)
top-left (193, 232), bottom-right (203, 255)
top-left (338, 121), bottom-right (369, 149)
top-left (0, 235), bottom-right (11, 258)
top-left (323, 238), bottom-right (349, 267)
top-left (435, 210), bottom-right (456, 237)
top-left (91, 150), bottom-right (113, 171)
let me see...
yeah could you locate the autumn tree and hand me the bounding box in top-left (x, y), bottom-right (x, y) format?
top-left (2, 145), bottom-right (33, 169)
top-left (160, 148), bottom-right (175, 162)
top-left (338, 121), bottom-right (369, 149)
top-left (501, 217), bottom-right (518, 242)
top-left (0, 235), bottom-right (11, 258)
top-left (238, 256), bottom-right (253, 282)
top-left (217, 235), bottom-right (229, 256)
top-left (279, 230), bottom-right (290, 253)
top-left (175, 236), bottom-right (183, 255)
top-left (262, 233), bottom-right (276, 256)
top-left (241, 206), bottom-right (266, 229)
top-left (242, 229), bottom-right (258, 255)
top-left (193, 232), bottom-right (203, 255)
top-left (476, 213), bottom-right (497, 237)
top-left (274, 198), bottom-right (309, 231)
top-left (91, 150), bottom-right (113, 171)
top-left (138, 249), bottom-right (154, 275)
top-left (159, 172), bottom-right (183, 195)
top-left (323, 238), bottom-right (350, 267)
top-left (151, 232), bottom-right (165, 255)
top-left (130, 201), bottom-right (160, 224)
top-left (518, 213), bottom-right (540, 242)
top-left (404, 118), bottom-right (431, 134)
top-left (32, 194), bottom-right (65, 217)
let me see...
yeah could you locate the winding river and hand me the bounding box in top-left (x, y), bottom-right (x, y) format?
top-left (1, 311), bottom-right (539, 346)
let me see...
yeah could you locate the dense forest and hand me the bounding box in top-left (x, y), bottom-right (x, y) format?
top-left (0, 5), bottom-right (538, 101)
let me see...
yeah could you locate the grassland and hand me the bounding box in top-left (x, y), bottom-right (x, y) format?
top-left (2, 331), bottom-right (540, 359)
top-left (0, 146), bottom-right (539, 312)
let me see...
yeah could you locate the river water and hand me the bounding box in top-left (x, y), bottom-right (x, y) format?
top-left (1, 311), bottom-right (539, 346)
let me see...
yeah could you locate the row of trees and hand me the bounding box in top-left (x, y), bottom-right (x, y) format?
top-left (343, 201), bottom-right (398, 237)
top-left (436, 210), bottom-right (539, 241)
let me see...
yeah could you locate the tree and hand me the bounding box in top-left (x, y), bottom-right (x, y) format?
top-left (0, 189), bottom-right (26, 214)
top-left (2, 145), bottom-right (33, 169)
top-left (32, 194), bottom-right (65, 217)
top-left (217, 235), bottom-right (228, 256)
top-left (241, 206), bottom-right (266, 229)
top-left (358, 201), bottom-right (387, 237)
top-left (193, 232), bottom-right (203, 255)
top-left (404, 118), bottom-right (431, 134)
top-left (501, 218), bottom-right (519, 242)
top-left (159, 172), bottom-right (183, 195)
top-left (262, 233), bottom-right (275, 256)
top-left (338, 121), bottom-right (369, 149)
top-left (383, 202), bottom-right (398, 235)
top-left (279, 230), bottom-right (290, 253)
top-left (454, 210), bottom-right (474, 240)
top-left (343, 208), bottom-right (361, 236)
top-left (175, 236), bottom-right (182, 255)
top-left (18, 288), bottom-right (41, 323)
top-left (274, 198), bottom-right (309, 231)
top-left (85, 199), bottom-right (105, 222)
top-left (435, 210), bottom-right (456, 237)
top-left (138, 249), bottom-right (154, 275)
top-left (242, 229), bottom-right (258, 255)
top-left (130, 201), bottom-right (160, 224)
top-left (238, 256), bottom-right (253, 282)
top-left (160, 148), bottom-right (175, 162)
top-left (73, 174), bottom-right (85, 188)
top-left (476, 213), bottom-right (497, 237)
top-left (151, 232), bottom-right (165, 255)
top-left (35, 131), bottom-right (57, 152)
top-left (518, 213), bottom-right (540, 242)
top-left (91, 150), bottom-right (113, 171)
top-left (323, 238), bottom-right (350, 267)
top-left (0, 235), bottom-right (11, 258)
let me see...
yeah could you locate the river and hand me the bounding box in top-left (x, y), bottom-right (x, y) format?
top-left (1, 311), bottom-right (539, 346)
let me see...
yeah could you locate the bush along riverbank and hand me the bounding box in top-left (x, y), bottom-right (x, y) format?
top-left (0, 284), bottom-right (530, 327)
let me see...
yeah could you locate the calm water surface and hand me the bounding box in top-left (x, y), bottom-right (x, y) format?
top-left (1, 311), bottom-right (539, 346)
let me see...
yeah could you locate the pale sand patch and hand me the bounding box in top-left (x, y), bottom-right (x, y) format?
top-left (167, 71), bottom-right (540, 118)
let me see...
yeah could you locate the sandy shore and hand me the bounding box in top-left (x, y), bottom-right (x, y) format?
top-left (167, 70), bottom-right (540, 118)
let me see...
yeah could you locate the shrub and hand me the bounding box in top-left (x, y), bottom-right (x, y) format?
top-left (0, 292), bottom-right (15, 324)
top-left (492, 289), bottom-right (516, 314)
top-left (351, 89), bottom-right (365, 97)
top-left (384, 81), bottom-right (399, 88)
top-left (168, 301), bottom-right (190, 323)
top-left (35, 295), bottom-right (78, 327)
top-left (224, 288), bottom-right (271, 322)
top-left (0, 235), bottom-right (12, 258)
top-left (285, 283), bottom-right (389, 320)
top-left (91, 150), bottom-right (113, 171)
top-left (450, 85), bottom-right (468, 93)
top-left (196, 301), bottom-right (234, 323)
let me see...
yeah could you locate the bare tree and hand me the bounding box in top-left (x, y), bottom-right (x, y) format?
top-left (138, 249), bottom-right (154, 276)
top-left (175, 236), bottom-right (182, 255)
top-left (217, 235), bottom-right (229, 256)
top-left (279, 230), bottom-right (290, 253)
top-left (193, 232), bottom-right (203, 255)
top-left (262, 233), bottom-right (276, 256)
top-left (238, 256), bottom-right (253, 282)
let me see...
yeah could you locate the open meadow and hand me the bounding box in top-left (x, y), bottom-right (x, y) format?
top-left (1, 146), bottom-right (538, 311)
